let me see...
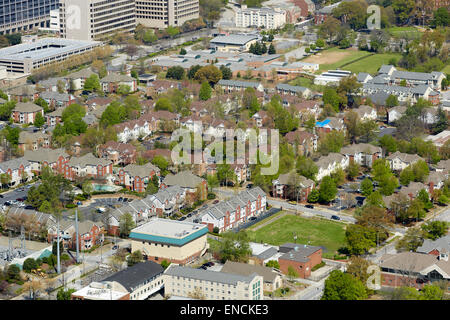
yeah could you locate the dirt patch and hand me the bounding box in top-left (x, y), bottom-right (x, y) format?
top-left (303, 48), bottom-right (355, 65)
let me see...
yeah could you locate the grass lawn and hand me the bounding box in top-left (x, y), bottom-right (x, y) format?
top-left (342, 52), bottom-right (403, 74)
top-left (306, 47), bottom-right (372, 72)
top-left (442, 64), bottom-right (450, 74)
top-left (246, 215), bottom-right (346, 258)
top-left (387, 27), bottom-right (422, 39)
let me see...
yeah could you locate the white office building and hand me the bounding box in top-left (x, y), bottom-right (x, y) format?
top-left (235, 6), bottom-right (286, 29)
top-left (136, 0), bottom-right (199, 29)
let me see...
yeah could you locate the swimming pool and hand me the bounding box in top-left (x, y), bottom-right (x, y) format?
top-left (92, 184), bottom-right (122, 192)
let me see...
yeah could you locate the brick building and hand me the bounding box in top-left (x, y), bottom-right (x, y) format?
top-left (118, 162), bottom-right (160, 193)
top-left (11, 102), bottom-right (44, 124)
top-left (277, 243), bottom-right (323, 278)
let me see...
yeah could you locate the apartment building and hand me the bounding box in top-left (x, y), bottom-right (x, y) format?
top-left (235, 6), bottom-right (286, 29)
top-left (136, 0), bottom-right (199, 29)
top-left (163, 265), bottom-right (263, 300)
top-left (59, 0), bottom-right (136, 41)
top-left (0, 0), bottom-right (59, 35)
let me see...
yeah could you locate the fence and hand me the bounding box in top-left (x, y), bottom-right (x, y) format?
top-left (232, 207), bottom-right (281, 233)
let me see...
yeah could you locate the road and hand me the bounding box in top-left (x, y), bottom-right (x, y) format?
top-left (432, 207), bottom-right (450, 222)
top-left (0, 182), bottom-right (40, 207)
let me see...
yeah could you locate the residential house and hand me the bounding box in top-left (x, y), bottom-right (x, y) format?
top-left (292, 100), bottom-right (321, 121)
top-left (417, 235), bottom-right (450, 257)
top-left (399, 181), bottom-right (429, 200)
top-left (425, 130), bottom-right (450, 148)
top-left (69, 220), bottom-right (105, 251)
top-left (272, 170), bottom-right (314, 201)
top-left (45, 107), bottom-right (64, 126)
top-left (387, 151), bottom-right (425, 171)
top-left (435, 159), bottom-right (450, 173)
top-left (354, 105), bottom-right (377, 121)
top-left (97, 141), bottom-right (137, 165)
top-left (101, 73), bottom-right (137, 94)
top-left (285, 129), bottom-right (317, 156)
top-left (361, 83), bottom-right (434, 104)
top-left (420, 107), bottom-right (439, 125)
top-left (315, 117), bottom-right (345, 133)
top-left (64, 153), bottom-right (113, 181)
top-left (115, 119), bottom-right (151, 143)
top-left (251, 111), bottom-right (270, 128)
top-left (18, 131), bottom-right (51, 152)
top-left (277, 243), bottom-right (323, 278)
top-left (38, 77), bottom-right (67, 93)
top-left (425, 171), bottom-right (447, 194)
top-left (161, 171), bottom-right (207, 202)
top-left (217, 79), bottom-right (264, 93)
top-left (65, 68), bottom-right (97, 91)
top-left (141, 110), bottom-right (179, 132)
top-left (39, 91), bottom-right (75, 108)
top-left (340, 143), bottom-right (382, 168)
top-left (388, 106), bottom-right (407, 124)
top-left (7, 85), bottom-right (39, 102)
top-left (24, 148), bottom-right (70, 175)
top-left (379, 252), bottom-right (450, 290)
top-left (221, 261), bottom-right (283, 292)
top-left (315, 153), bottom-right (349, 181)
top-left (119, 162), bottom-right (161, 193)
top-left (0, 157), bottom-right (32, 187)
top-left (11, 102), bottom-right (44, 124)
top-left (198, 187), bottom-right (266, 233)
top-left (276, 84), bottom-right (311, 99)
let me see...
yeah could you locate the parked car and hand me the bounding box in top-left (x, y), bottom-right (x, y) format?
top-left (331, 215), bottom-right (341, 220)
top-left (187, 213), bottom-right (193, 218)
top-left (249, 216), bottom-right (257, 221)
top-left (25, 205), bottom-right (34, 210)
top-left (123, 198), bottom-right (128, 202)
top-left (179, 216), bottom-right (186, 221)
top-left (0, 194), bottom-right (3, 198)
top-left (193, 219), bottom-right (200, 223)
top-left (213, 200), bottom-right (219, 204)
top-left (305, 204), bottom-right (314, 209)
top-left (246, 184), bottom-right (254, 189)
top-left (118, 197), bottom-right (123, 202)
top-left (112, 245), bottom-right (118, 250)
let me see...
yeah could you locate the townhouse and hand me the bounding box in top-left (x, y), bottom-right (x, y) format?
top-left (315, 153), bottom-right (349, 181)
top-left (163, 265), bottom-right (263, 300)
top-left (417, 235), bottom-right (450, 257)
top-left (141, 110), bottom-right (180, 132)
top-left (217, 80), bottom-right (264, 93)
top-left (24, 148), bottom-right (70, 175)
top-left (4, 208), bottom-right (53, 238)
top-left (198, 187), bottom-right (266, 233)
top-left (315, 117), bottom-right (346, 133)
top-left (272, 170), bottom-right (315, 201)
top-left (361, 83), bottom-right (435, 104)
top-left (0, 157), bottom-right (32, 187)
top-left (340, 143), bottom-right (382, 168)
top-left (7, 85), bottom-right (39, 102)
top-left (47, 219), bottom-right (105, 251)
top-left (39, 91), bottom-right (76, 108)
top-left (275, 84), bottom-right (311, 99)
top-left (425, 171), bottom-right (447, 193)
top-left (64, 68), bottom-right (97, 91)
top-left (284, 129), bottom-right (317, 156)
top-left (387, 151), bottom-right (425, 171)
top-left (11, 102), bottom-right (44, 124)
top-left (45, 107), bottom-right (64, 127)
top-left (292, 100), bottom-right (321, 121)
top-left (388, 106), bottom-right (407, 124)
top-left (97, 141), bottom-right (137, 166)
top-left (101, 73), bottom-right (137, 94)
top-left (119, 162), bottom-right (161, 193)
top-left (18, 131), bottom-right (51, 152)
top-left (63, 153), bottom-right (113, 181)
top-left (115, 118), bottom-right (151, 143)
top-left (354, 105), bottom-right (377, 121)
top-left (161, 171), bottom-right (208, 202)
top-left (377, 65), bottom-right (446, 90)
top-left (399, 182), bottom-right (429, 200)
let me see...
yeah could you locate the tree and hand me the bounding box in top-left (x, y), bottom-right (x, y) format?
top-left (287, 266), bottom-right (299, 281)
top-left (346, 160), bottom-right (360, 181)
top-left (146, 174), bottom-right (160, 195)
top-left (432, 7), bottom-right (449, 27)
top-left (127, 250), bottom-right (143, 267)
top-left (318, 131), bottom-right (345, 155)
top-left (117, 84), bottom-right (131, 96)
top-left (62, 104), bottom-right (86, 122)
top-left (0, 101), bottom-right (16, 120)
top-left (346, 256), bottom-right (371, 291)
top-left (318, 176), bottom-right (337, 204)
top-left (179, 48), bottom-right (187, 55)
top-left (166, 66), bottom-right (185, 80)
top-left (417, 189), bottom-right (433, 210)
top-left (188, 65), bottom-right (202, 79)
top-left (307, 188), bottom-right (320, 203)
top-left (213, 231), bottom-right (252, 263)
top-left (420, 284), bottom-right (444, 300)
top-left (57, 288), bottom-right (75, 300)
top-left (360, 178), bottom-right (373, 197)
top-left (396, 228), bottom-right (424, 252)
top-left (268, 43), bottom-right (276, 54)
top-left (194, 65), bottom-right (222, 85)
top-left (219, 65), bottom-right (232, 80)
top-left (421, 221), bottom-right (448, 240)
top-left (119, 213), bottom-right (135, 237)
top-left (386, 95), bottom-right (398, 108)
top-left (331, 168), bottom-right (345, 187)
top-left (154, 98), bottom-right (173, 112)
top-left (379, 135), bottom-right (397, 155)
top-left (166, 26), bottom-right (180, 37)
top-left (33, 112), bottom-right (45, 128)
top-left (318, 17), bottom-right (341, 43)
top-left (365, 191), bottom-right (385, 208)
top-left (83, 74), bottom-right (101, 93)
top-left (323, 88), bottom-right (341, 112)
top-left (265, 260), bottom-right (280, 269)
top-left (23, 258), bottom-right (38, 272)
top-left (199, 81), bottom-right (212, 101)
top-left (151, 155), bottom-right (169, 176)
top-left (216, 164), bottom-right (236, 186)
top-left (321, 270), bottom-right (368, 300)
top-left (392, 0), bottom-right (415, 24)
top-left (6, 264), bottom-right (21, 283)
top-left (160, 260), bottom-right (171, 269)
top-left (345, 224), bottom-right (377, 255)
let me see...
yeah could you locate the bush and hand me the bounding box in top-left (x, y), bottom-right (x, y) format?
top-left (61, 254), bottom-right (70, 261)
top-left (207, 193), bottom-right (216, 200)
top-left (23, 258), bottom-right (38, 272)
top-left (311, 261), bottom-right (326, 272)
top-left (213, 227), bottom-right (220, 234)
top-left (66, 203), bottom-right (77, 208)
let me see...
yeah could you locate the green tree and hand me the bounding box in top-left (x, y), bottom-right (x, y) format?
top-left (33, 112), bottom-right (45, 128)
top-left (323, 88), bottom-right (341, 112)
top-left (345, 224), bottom-right (377, 255)
top-left (127, 250), bottom-right (143, 267)
top-left (360, 178), bottom-right (373, 197)
top-left (57, 288), bottom-right (75, 300)
top-left (188, 65), bottom-right (202, 79)
top-left (151, 155), bottom-right (169, 176)
top-left (379, 135), bottom-right (397, 155)
top-left (421, 221), bottom-right (448, 240)
top-left (321, 270), bottom-right (368, 300)
top-left (160, 260), bottom-right (171, 269)
top-left (265, 260), bottom-right (280, 269)
top-left (346, 160), bottom-right (360, 181)
top-left (166, 66), bottom-right (185, 80)
top-left (199, 81), bottom-right (212, 101)
top-left (83, 74), bottom-right (101, 92)
top-left (216, 164), bottom-right (236, 186)
top-left (154, 98), bottom-right (174, 112)
top-left (219, 65), bottom-right (232, 80)
top-left (318, 176), bottom-right (337, 204)
top-left (179, 48), bottom-right (187, 55)
top-left (268, 43), bottom-right (276, 54)
top-left (23, 258), bottom-right (38, 272)
top-left (213, 231), bottom-right (252, 263)
top-left (318, 131), bottom-right (345, 155)
top-left (194, 65), bottom-right (222, 85)
top-left (287, 266), bottom-right (299, 281)
top-left (417, 189), bottom-right (433, 210)
top-left (117, 85), bottom-right (131, 95)
top-left (396, 227), bottom-right (424, 252)
top-left (432, 7), bottom-right (449, 27)
top-left (386, 95), bottom-right (398, 108)
top-left (62, 104), bottom-right (86, 122)
top-left (365, 190), bottom-right (384, 207)
top-left (6, 264), bottom-right (21, 282)
top-left (307, 188), bottom-right (320, 203)
top-left (420, 284), bottom-right (444, 300)
top-left (119, 213), bottom-right (135, 237)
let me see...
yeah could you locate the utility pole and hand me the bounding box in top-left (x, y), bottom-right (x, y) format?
top-left (75, 209), bottom-right (79, 263)
top-left (57, 218), bottom-right (61, 274)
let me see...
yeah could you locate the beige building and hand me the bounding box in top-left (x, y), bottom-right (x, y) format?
top-left (235, 6), bottom-right (286, 29)
top-left (59, 0), bottom-right (136, 41)
top-left (136, 0), bottom-right (199, 29)
top-left (129, 218), bottom-right (208, 265)
top-left (163, 265), bottom-right (263, 300)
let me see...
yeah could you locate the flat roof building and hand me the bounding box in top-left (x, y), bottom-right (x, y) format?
top-left (235, 6), bottom-right (286, 29)
top-left (163, 265), bottom-right (263, 300)
top-left (136, 0), bottom-right (199, 29)
top-left (0, 38), bottom-right (102, 74)
top-left (71, 281), bottom-right (130, 300)
top-left (59, 0), bottom-right (136, 41)
top-left (210, 34), bottom-right (259, 53)
top-left (129, 218), bottom-right (208, 265)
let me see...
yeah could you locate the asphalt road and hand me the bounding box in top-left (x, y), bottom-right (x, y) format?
top-left (0, 182), bottom-right (40, 208)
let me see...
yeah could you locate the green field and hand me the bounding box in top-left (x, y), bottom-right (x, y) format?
top-left (316, 47), bottom-right (373, 72)
top-left (246, 215), bottom-right (346, 258)
top-left (387, 27), bottom-right (422, 39)
top-left (442, 64), bottom-right (450, 75)
top-left (343, 52), bottom-right (404, 74)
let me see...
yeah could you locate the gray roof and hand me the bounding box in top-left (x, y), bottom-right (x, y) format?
top-left (218, 79), bottom-right (261, 89)
top-left (210, 34), bottom-right (258, 46)
top-left (40, 91), bottom-right (72, 102)
top-left (279, 243), bottom-right (322, 262)
top-left (101, 73), bottom-right (135, 83)
top-left (165, 265), bottom-right (259, 285)
top-left (13, 102), bottom-right (43, 113)
top-left (68, 153), bottom-right (112, 167)
top-left (162, 171), bottom-right (204, 189)
top-left (392, 70), bottom-right (445, 82)
top-left (122, 162), bottom-right (160, 178)
top-left (340, 143), bottom-right (381, 155)
top-left (104, 261), bottom-right (164, 292)
top-left (387, 151), bottom-right (424, 164)
top-left (24, 148), bottom-right (69, 163)
top-left (378, 65), bottom-right (396, 74)
top-left (276, 84), bottom-right (308, 94)
top-left (315, 152), bottom-right (346, 169)
top-left (65, 68), bottom-right (96, 79)
top-left (18, 131), bottom-right (49, 144)
top-left (255, 247), bottom-right (278, 260)
top-left (221, 261), bottom-right (280, 283)
top-left (357, 72), bottom-right (372, 83)
top-left (0, 157), bottom-right (30, 172)
top-left (417, 235), bottom-right (450, 255)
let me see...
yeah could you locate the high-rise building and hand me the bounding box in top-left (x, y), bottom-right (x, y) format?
top-left (59, 0), bottom-right (136, 41)
top-left (136, 0), bottom-right (199, 29)
top-left (0, 0), bottom-right (59, 35)
top-left (235, 5), bottom-right (286, 29)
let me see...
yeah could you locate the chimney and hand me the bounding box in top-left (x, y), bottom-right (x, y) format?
top-left (439, 252), bottom-right (448, 262)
